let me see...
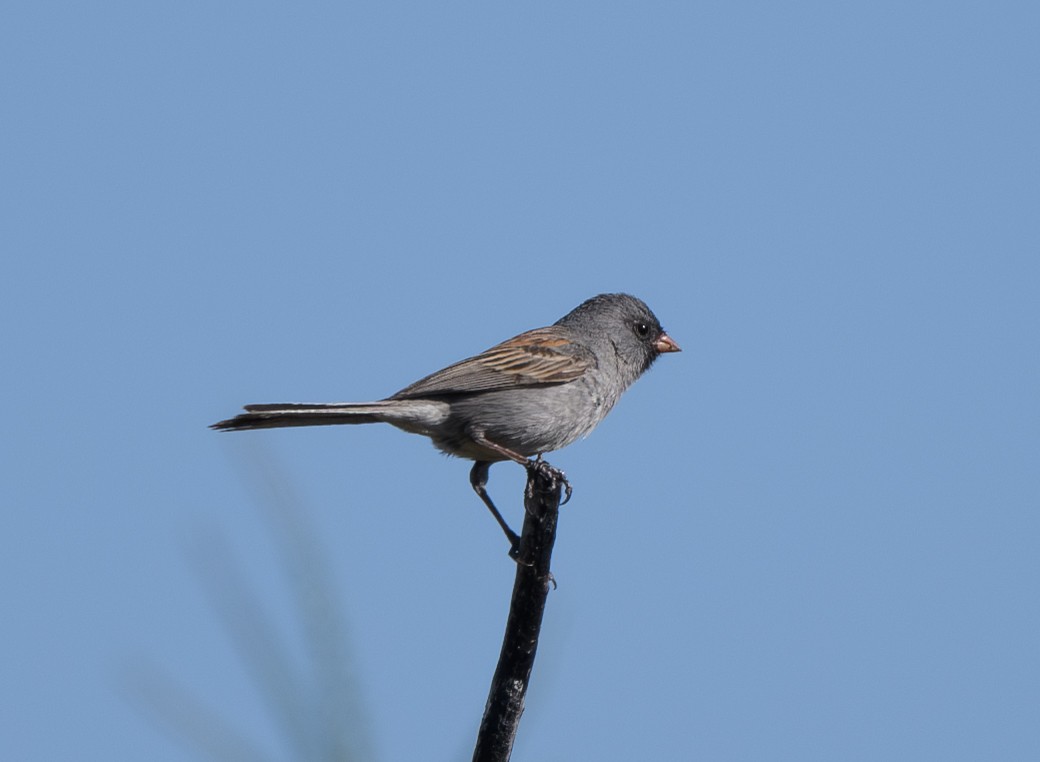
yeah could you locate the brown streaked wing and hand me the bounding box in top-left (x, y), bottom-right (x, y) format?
top-left (389, 327), bottom-right (595, 399)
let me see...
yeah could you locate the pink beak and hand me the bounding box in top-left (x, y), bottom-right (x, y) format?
top-left (654, 333), bottom-right (681, 353)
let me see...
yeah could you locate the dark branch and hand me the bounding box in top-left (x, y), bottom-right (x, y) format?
top-left (473, 460), bottom-right (564, 762)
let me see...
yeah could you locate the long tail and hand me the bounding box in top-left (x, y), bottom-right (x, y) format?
top-left (210, 402), bottom-right (392, 431)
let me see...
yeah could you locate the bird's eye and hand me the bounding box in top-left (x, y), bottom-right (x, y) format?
top-left (633, 321), bottom-right (652, 339)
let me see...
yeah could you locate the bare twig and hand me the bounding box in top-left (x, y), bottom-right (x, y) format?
top-left (473, 460), bottom-right (564, 762)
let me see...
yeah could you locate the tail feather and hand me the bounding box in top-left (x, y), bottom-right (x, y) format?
top-left (210, 402), bottom-right (389, 431)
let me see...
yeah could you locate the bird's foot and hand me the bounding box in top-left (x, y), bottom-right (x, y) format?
top-left (525, 457), bottom-right (572, 505)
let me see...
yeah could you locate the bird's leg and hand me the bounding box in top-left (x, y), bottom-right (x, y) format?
top-left (468, 431), bottom-right (529, 466)
top-left (470, 460), bottom-right (520, 556)
top-left (469, 430), bottom-right (573, 511)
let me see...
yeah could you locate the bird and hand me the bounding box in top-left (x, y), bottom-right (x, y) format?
top-left (211, 293), bottom-right (679, 552)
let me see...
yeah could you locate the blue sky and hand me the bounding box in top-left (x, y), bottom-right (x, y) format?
top-left (3, 2), bottom-right (1038, 760)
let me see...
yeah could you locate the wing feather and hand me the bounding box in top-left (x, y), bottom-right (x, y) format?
top-left (389, 327), bottom-right (595, 399)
